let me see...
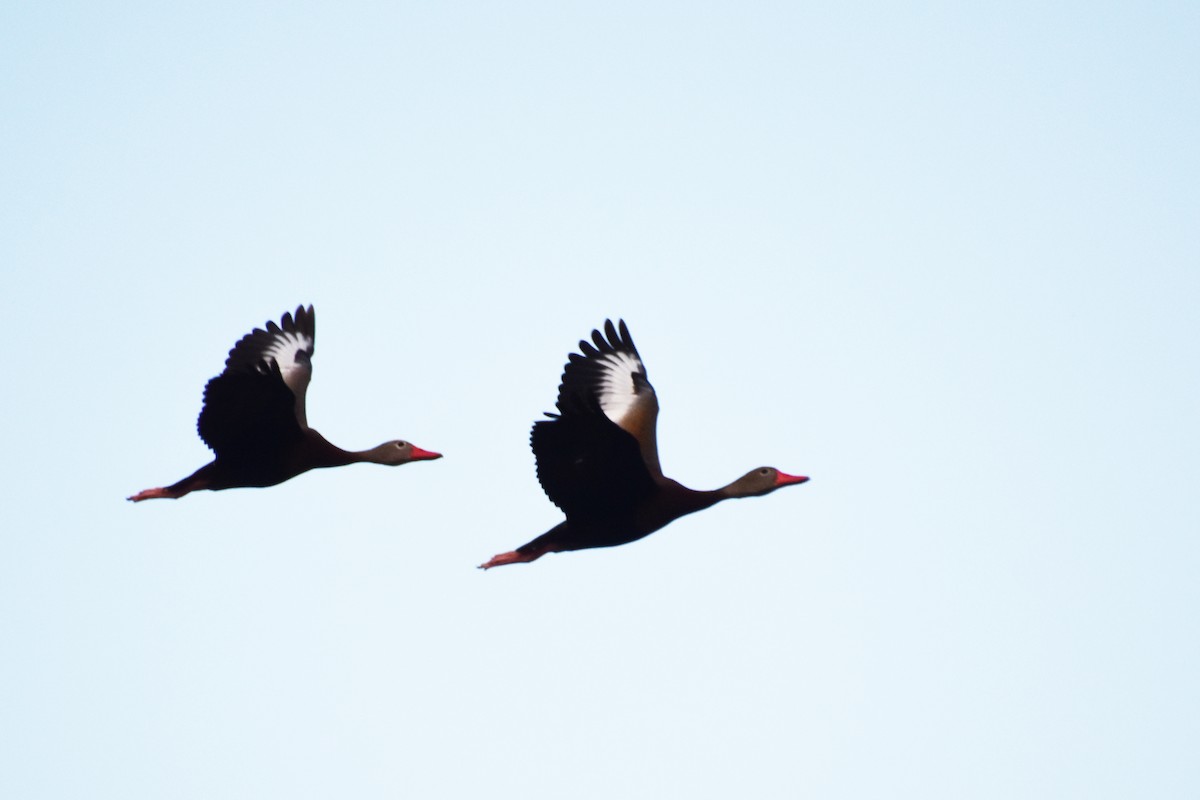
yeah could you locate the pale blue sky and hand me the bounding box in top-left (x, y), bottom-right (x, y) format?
top-left (2, 2), bottom-right (1198, 798)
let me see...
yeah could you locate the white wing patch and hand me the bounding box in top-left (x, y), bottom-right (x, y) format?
top-left (557, 319), bottom-right (663, 478)
top-left (223, 309), bottom-right (317, 429)
top-left (259, 329), bottom-right (313, 428)
top-left (261, 330), bottom-right (312, 390)
top-left (594, 349), bottom-right (647, 426)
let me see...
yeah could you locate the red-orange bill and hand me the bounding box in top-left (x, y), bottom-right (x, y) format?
top-left (774, 471), bottom-right (809, 487)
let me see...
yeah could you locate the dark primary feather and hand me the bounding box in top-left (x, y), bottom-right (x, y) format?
top-left (224, 305), bottom-right (315, 373)
top-left (555, 319), bottom-right (646, 411)
top-left (196, 305), bottom-right (315, 459)
top-left (531, 395), bottom-right (656, 520)
top-left (197, 359), bottom-right (303, 460)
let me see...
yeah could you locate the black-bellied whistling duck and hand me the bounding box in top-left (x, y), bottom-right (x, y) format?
top-left (479, 320), bottom-right (807, 569)
top-left (128, 305), bottom-right (440, 502)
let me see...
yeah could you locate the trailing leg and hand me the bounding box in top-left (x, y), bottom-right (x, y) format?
top-left (127, 463), bottom-right (215, 502)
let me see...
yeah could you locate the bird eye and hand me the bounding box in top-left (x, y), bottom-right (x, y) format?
top-left (396, 441), bottom-right (407, 448)
top-left (759, 468), bottom-right (770, 475)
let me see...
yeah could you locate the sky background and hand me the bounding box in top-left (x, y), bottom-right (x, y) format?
top-left (2, 2), bottom-right (1198, 798)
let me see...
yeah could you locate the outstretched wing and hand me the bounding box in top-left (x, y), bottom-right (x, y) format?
top-left (198, 360), bottom-right (304, 459)
top-left (531, 395), bottom-right (656, 521)
top-left (554, 319), bottom-right (661, 477)
top-left (222, 305), bottom-right (315, 428)
top-left (196, 306), bottom-right (314, 459)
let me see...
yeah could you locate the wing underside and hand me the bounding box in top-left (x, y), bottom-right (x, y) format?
top-left (554, 319), bottom-right (661, 477)
top-left (223, 305), bottom-right (315, 428)
top-left (531, 395), bottom-right (656, 520)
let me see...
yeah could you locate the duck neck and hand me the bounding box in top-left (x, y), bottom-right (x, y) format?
top-left (303, 432), bottom-right (383, 468)
top-left (662, 481), bottom-right (725, 517)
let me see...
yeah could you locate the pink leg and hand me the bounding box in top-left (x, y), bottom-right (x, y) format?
top-left (128, 465), bottom-right (212, 502)
top-left (127, 487), bottom-right (184, 502)
top-left (478, 548), bottom-right (548, 570)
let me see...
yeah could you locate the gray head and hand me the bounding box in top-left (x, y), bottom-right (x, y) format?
top-left (369, 440), bottom-right (444, 466)
top-left (724, 467), bottom-right (810, 498)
